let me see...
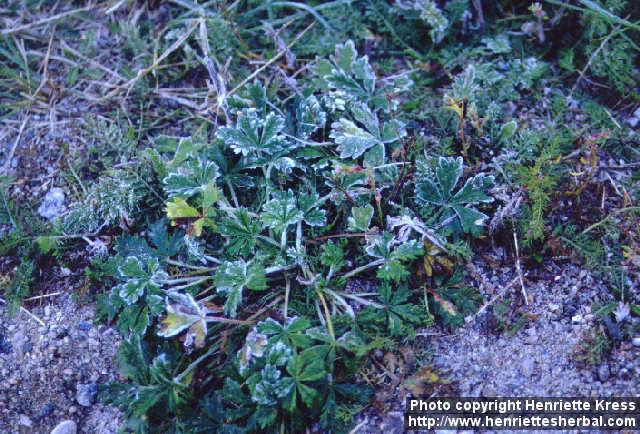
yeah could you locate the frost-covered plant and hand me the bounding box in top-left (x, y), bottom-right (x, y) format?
top-left (415, 0), bottom-right (449, 43)
top-left (98, 41), bottom-right (490, 433)
top-left (415, 156), bottom-right (494, 236)
top-left (63, 172), bottom-right (146, 234)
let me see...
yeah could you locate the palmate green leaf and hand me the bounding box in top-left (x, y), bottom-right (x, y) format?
top-left (228, 82), bottom-right (268, 115)
top-left (375, 283), bottom-right (424, 336)
top-left (305, 327), bottom-right (365, 358)
top-left (330, 103), bottom-right (405, 161)
top-left (147, 219), bottom-right (183, 257)
top-left (364, 232), bottom-right (394, 260)
top-left (214, 260), bottom-right (267, 317)
top-left (257, 316), bottom-right (312, 348)
top-left (316, 40), bottom-right (377, 106)
top-left (350, 102), bottom-right (380, 136)
top-left (116, 303), bottom-right (150, 336)
top-left (329, 118), bottom-right (379, 159)
top-left (334, 39), bottom-right (357, 74)
top-left (163, 158), bottom-right (219, 198)
top-left (391, 240), bottom-right (423, 261)
top-left (377, 260), bottom-right (409, 283)
top-left (261, 190), bottom-right (304, 233)
top-left (320, 240), bottom-right (345, 272)
top-left (218, 207), bottom-right (262, 256)
top-left (451, 173), bottom-right (494, 204)
top-left (284, 348), bottom-right (327, 409)
top-left (116, 256), bottom-right (167, 305)
top-left (415, 157), bottom-right (494, 234)
top-left (436, 157), bottom-right (463, 202)
top-left (117, 334), bottom-right (150, 383)
top-left (264, 340), bottom-right (294, 367)
top-left (217, 108), bottom-right (285, 157)
top-left (251, 364), bottom-right (295, 406)
top-left (298, 192), bottom-right (327, 227)
top-left (365, 234), bottom-right (423, 282)
top-left (348, 204), bottom-right (374, 232)
top-left (295, 95), bottom-right (327, 139)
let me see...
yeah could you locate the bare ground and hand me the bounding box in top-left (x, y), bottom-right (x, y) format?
top-left (0, 293), bottom-right (121, 434)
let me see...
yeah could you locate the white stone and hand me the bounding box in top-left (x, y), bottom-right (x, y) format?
top-left (51, 420), bottom-right (77, 434)
top-left (38, 188), bottom-right (66, 221)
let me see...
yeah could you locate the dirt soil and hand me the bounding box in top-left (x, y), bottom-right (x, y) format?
top-left (357, 259), bottom-right (640, 434)
top-left (0, 293), bottom-right (121, 434)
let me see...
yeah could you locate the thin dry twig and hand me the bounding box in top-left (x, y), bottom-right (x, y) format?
top-left (0, 297), bottom-right (46, 326)
top-left (1, 5), bottom-right (94, 36)
top-left (2, 115), bottom-right (30, 175)
top-left (472, 276), bottom-right (520, 320)
top-left (99, 21), bottom-right (199, 101)
top-left (226, 21), bottom-right (315, 99)
top-left (24, 291), bottom-right (62, 302)
top-left (571, 22), bottom-right (623, 95)
top-left (513, 228), bottom-right (528, 305)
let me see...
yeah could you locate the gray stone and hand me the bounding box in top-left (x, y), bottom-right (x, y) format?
top-left (597, 364), bottom-right (610, 382)
top-left (482, 384), bottom-right (498, 397)
top-left (18, 414), bottom-right (33, 427)
top-left (38, 187), bottom-right (66, 221)
top-left (632, 337), bottom-right (640, 347)
top-left (50, 420), bottom-right (77, 434)
top-left (522, 358), bottom-right (535, 377)
top-left (76, 382), bottom-right (97, 406)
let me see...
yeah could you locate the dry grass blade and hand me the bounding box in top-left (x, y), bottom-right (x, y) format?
top-left (226, 21), bottom-right (315, 98)
top-left (99, 21), bottom-right (199, 101)
top-left (1, 5), bottom-right (94, 36)
top-left (1, 114), bottom-right (29, 175)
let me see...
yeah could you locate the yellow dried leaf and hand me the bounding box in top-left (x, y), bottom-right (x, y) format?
top-left (431, 292), bottom-right (457, 316)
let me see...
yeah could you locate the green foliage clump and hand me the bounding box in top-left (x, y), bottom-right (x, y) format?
top-left (95, 39), bottom-right (492, 432)
top-left (3, 0), bottom-right (639, 432)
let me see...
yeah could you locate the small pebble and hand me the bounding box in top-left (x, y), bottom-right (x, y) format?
top-left (50, 420), bottom-right (77, 434)
top-left (37, 187), bottom-right (66, 221)
top-left (571, 314), bottom-right (583, 324)
top-left (521, 358), bottom-right (535, 377)
top-left (18, 414), bottom-right (33, 427)
top-left (632, 337), bottom-right (640, 347)
top-left (76, 382), bottom-right (98, 407)
top-left (0, 334), bottom-right (13, 354)
top-left (597, 364), bottom-right (610, 382)
top-left (39, 403), bottom-right (55, 419)
top-left (77, 321), bottom-right (92, 332)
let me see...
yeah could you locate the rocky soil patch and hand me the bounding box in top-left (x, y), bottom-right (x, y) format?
top-left (433, 261), bottom-right (639, 399)
top-left (357, 260), bottom-right (640, 433)
top-left (0, 293), bottom-right (121, 433)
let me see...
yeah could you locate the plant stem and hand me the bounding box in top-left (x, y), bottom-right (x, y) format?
top-left (226, 179), bottom-right (240, 208)
top-left (581, 206), bottom-right (640, 235)
top-left (316, 289), bottom-right (335, 340)
top-left (167, 259), bottom-right (214, 271)
top-left (175, 342), bottom-right (219, 383)
top-left (342, 258), bottom-right (385, 279)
